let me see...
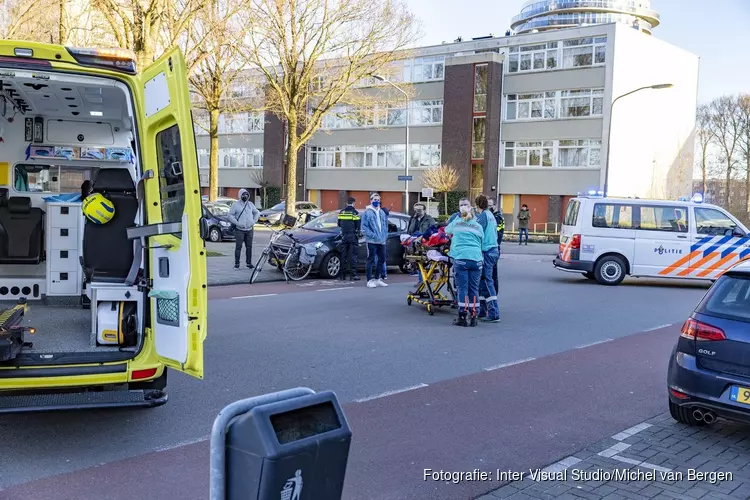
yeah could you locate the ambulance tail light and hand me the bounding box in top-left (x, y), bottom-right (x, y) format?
top-left (65, 47), bottom-right (137, 74)
top-left (570, 234), bottom-right (581, 250)
top-left (132, 368), bottom-right (158, 381)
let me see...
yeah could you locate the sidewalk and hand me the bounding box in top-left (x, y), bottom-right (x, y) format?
top-left (479, 412), bottom-right (750, 499)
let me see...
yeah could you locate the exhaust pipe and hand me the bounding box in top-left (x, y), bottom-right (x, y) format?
top-left (692, 409), bottom-right (704, 421)
top-left (703, 411), bottom-right (716, 424)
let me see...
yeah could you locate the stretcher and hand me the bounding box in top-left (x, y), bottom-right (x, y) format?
top-left (405, 248), bottom-right (457, 316)
top-left (0, 298), bottom-right (35, 361)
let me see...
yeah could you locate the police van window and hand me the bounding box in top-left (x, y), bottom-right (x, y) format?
top-left (563, 200), bottom-right (580, 226)
top-left (592, 203), bottom-right (632, 229)
top-left (156, 125), bottom-right (186, 228)
top-left (636, 205), bottom-right (688, 233)
top-left (695, 207), bottom-right (738, 236)
top-left (14, 164), bottom-right (96, 193)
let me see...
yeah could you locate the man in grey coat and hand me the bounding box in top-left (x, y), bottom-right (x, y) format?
top-left (227, 188), bottom-right (260, 269)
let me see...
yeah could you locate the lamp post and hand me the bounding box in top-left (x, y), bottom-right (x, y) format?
top-left (373, 74), bottom-right (409, 213)
top-left (603, 83), bottom-right (673, 196)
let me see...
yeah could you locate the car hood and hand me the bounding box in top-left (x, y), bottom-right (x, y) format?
top-left (275, 228), bottom-right (338, 245)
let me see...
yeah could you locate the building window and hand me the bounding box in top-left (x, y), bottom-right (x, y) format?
top-left (561, 37), bottom-right (607, 69)
top-left (213, 148), bottom-right (264, 168)
top-left (507, 37), bottom-right (605, 74)
top-left (474, 64), bottom-right (488, 113)
top-left (309, 144), bottom-right (440, 169)
top-left (197, 148), bottom-right (209, 168)
top-left (320, 101), bottom-right (443, 129)
top-left (505, 89), bottom-right (604, 121)
top-left (503, 139), bottom-right (600, 168)
top-left (404, 56), bottom-right (445, 82)
top-left (472, 117), bottom-right (486, 160)
top-left (218, 112), bottom-right (264, 134)
top-left (411, 100), bottom-right (443, 125)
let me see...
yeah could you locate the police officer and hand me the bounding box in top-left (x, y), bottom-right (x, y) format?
top-left (487, 198), bottom-right (505, 293)
top-left (337, 197), bottom-right (361, 281)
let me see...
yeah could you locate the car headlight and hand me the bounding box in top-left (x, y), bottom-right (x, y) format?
top-left (219, 221), bottom-right (231, 227)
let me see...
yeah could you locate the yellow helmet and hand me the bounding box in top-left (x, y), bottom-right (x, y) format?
top-left (82, 192), bottom-right (115, 224)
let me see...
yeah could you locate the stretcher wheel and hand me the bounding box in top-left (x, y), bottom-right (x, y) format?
top-left (426, 304), bottom-right (434, 316)
top-left (407, 296), bottom-right (412, 306)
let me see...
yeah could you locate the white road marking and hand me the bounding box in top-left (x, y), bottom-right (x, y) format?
top-left (612, 422), bottom-right (652, 441)
top-left (355, 383), bottom-right (429, 403)
top-left (532, 456), bottom-right (582, 481)
top-left (643, 324), bottom-right (672, 332)
top-left (231, 293), bottom-right (278, 299)
top-left (598, 442), bottom-right (631, 458)
top-left (484, 357), bottom-right (536, 371)
top-left (152, 435), bottom-right (210, 453)
top-left (575, 338), bottom-right (613, 349)
top-left (317, 287), bottom-right (354, 292)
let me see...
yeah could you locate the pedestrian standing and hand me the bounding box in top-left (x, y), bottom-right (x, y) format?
top-left (361, 192), bottom-right (389, 288)
top-left (380, 204), bottom-right (391, 280)
top-left (487, 198), bottom-right (504, 293)
top-left (445, 197), bottom-right (483, 327)
top-left (228, 188), bottom-right (260, 270)
top-left (475, 194), bottom-right (500, 323)
top-left (337, 197), bottom-right (361, 281)
top-left (517, 204), bottom-right (530, 245)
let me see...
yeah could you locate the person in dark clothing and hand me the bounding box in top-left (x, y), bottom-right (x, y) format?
top-left (487, 198), bottom-right (504, 293)
top-left (517, 204), bottom-right (530, 245)
top-left (337, 197), bottom-right (361, 281)
top-left (407, 202), bottom-right (436, 235)
top-left (228, 188), bottom-right (260, 270)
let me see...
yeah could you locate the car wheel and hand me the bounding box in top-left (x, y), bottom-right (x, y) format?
top-left (669, 400), bottom-right (706, 426)
top-left (584, 272), bottom-right (596, 280)
top-left (320, 253), bottom-right (341, 279)
top-left (399, 260), bottom-right (414, 274)
top-left (595, 255), bottom-right (626, 286)
top-left (208, 227), bottom-right (222, 242)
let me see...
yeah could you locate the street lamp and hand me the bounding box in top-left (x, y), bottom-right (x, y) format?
top-left (373, 74), bottom-right (410, 213)
top-left (602, 83), bottom-right (673, 196)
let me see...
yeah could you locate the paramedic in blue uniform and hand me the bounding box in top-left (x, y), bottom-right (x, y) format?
top-left (475, 194), bottom-right (500, 322)
top-left (337, 197), bottom-right (361, 281)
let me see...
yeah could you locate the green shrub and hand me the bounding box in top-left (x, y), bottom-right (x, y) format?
top-left (438, 191), bottom-right (467, 216)
top-left (435, 214), bottom-right (449, 223)
top-left (261, 186), bottom-right (282, 209)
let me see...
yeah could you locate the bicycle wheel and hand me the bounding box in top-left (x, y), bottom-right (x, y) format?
top-left (284, 246), bottom-right (313, 281)
top-left (250, 250), bottom-right (270, 284)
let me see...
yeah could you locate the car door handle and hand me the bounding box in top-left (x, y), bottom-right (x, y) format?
top-left (677, 235), bottom-right (687, 239)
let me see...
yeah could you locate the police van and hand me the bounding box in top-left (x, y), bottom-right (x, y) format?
top-left (0, 41), bottom-right (208, 412)
top-left (554, 193), bottom-right (750, 286)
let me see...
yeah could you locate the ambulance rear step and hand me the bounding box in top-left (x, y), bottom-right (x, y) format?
top-left (0, 388), bottom-right (167, 413)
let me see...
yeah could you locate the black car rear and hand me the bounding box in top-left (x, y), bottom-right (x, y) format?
top-left (667, 263), bottom-right (750, 425)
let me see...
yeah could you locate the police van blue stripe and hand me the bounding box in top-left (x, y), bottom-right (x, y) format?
top-left (720, 237), bottom-right (750, 259)
top-left (690, 235), bottom-right (715, 252)
top-left (703, 235), bottom-right (734, 258)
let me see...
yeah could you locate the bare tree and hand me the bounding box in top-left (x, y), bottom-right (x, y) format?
top-left (695, 103), bottom-right (714, 196)
top-left (710, 95), bottom-right (742, 207)
top-left (241, 0), bottom-right (419, 216)
top-left (422, 164), bottom-right (459, 215)
top-left (2, 0), bottom-right (61, 42)
top-left (185, 0), bottom-right (256, 201)
top-left (249, 168), bottom-right (275, 208)
top-left (737, 94), bottom-right (750, 218)
top-left (92, 0), bottom-right (204, 69)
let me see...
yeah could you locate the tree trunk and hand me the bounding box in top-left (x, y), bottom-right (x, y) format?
top-left (58, 0), bottom-right (68, 44)
top-left (208, 108), bottom-right (220, 202)
top-left (701, 149), bottom-right (707, 195)
top-left (263, 186), bottom-right (267, 209)
top-left (285, 123), bottom-right (299, 217)
top-left (726, 161), bottom-right (732, 207)
top-left (443, 192), bottom-right (448, 215)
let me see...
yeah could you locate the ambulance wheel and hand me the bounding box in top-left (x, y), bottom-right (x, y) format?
top-left (584, 272), bottom-right (596, 280)
top-left (595, 256), bottom-right (626, 286)
top-left (407, 296), bottom-right (412, 306)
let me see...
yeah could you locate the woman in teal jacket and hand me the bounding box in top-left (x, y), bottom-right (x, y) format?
top-left (445, 197), bottom-right (484, 327)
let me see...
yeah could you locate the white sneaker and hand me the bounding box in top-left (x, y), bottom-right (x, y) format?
top-left (367, 280), bottom-right (378, 288)
top-left (376, 279), bottom-right (388, 287)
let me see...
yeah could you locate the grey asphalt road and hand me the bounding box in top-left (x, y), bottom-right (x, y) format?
top-left (0, 258), bottom-right (710, 494)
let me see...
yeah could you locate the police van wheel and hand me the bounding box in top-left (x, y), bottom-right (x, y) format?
top-left (595, 256), bottom-right (626, 286)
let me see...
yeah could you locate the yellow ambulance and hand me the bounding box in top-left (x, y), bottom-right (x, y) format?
top-left (0, 41), bottom-right (208, 412)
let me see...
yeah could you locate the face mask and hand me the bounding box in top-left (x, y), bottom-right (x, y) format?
top-left (241, 195), bottom-right (249, 202)
top-left (372, 200), bottom-right (380, 207)
top-left (459, 205), bottom-right (471, 215)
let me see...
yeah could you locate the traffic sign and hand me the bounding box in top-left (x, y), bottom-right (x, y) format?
top-left (421, 188), bottom-right (434, 198)
top-left (397, 175), bottom-right (413, 181)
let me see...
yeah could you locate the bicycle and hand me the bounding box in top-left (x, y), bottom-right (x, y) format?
top-left (249, 222), bottom-right (313, 284)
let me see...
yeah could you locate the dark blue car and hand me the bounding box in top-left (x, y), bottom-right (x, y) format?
top-left (202, 203), bottom-right (235, 242)
top-left (668, 260), bottom-right (750, 426)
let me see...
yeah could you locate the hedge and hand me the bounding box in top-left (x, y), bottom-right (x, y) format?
top-left (437, 191), bottom-right (468, 216)
top-left (260, 186), bottom-right (282, 209)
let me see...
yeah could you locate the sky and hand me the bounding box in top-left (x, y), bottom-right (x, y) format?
top-left (404, 0), bottom-right (749, 104)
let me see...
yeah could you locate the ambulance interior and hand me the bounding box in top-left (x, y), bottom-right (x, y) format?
top-left (0, 67), bottom-right (151, 361)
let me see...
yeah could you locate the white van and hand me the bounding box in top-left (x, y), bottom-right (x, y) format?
top-left (553, 195), bottom-right (750, 286)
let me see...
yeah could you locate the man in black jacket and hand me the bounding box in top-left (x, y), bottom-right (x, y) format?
top-left (337, 197), bottom-right (361, 281)
top-left (487, 198), bottom-right (505, 293)
top-left (407, 202), bottom-right (436, 235)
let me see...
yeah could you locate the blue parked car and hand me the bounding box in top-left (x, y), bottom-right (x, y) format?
top-left (202, 203), bottom-right (235, 242)
top-left (668, 260), bottom-right (750, 426)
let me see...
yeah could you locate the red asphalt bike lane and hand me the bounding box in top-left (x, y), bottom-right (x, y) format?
top-left (1, 325), bottom-right (680, 500)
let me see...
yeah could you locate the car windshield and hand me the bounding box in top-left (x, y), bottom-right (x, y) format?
top-left (207, 204), bottom-right (229, 216)
top-left (270, 201), bottom-right (286, 210)
top-left (302, 211), bottom-right (342, 231)
top-left (698, 275), bottom-right (750, 323)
